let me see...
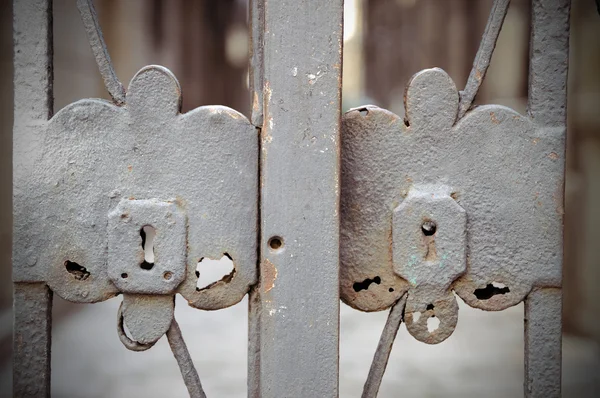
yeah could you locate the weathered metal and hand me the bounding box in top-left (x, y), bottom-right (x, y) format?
top-left (340, 68), bottom-right (562, 316)
top-left (13, 0), bottom-right (53, 396)
top-left (77, 0), bottom-right (126, 105)
top-left (13, 0), bottom-right (259, 394)
top-left (458, 0), bottom-right (511, 119)
top-left (12, 0), bottom-right (571, 396)
top-left (166, 319), bottom-right (207, 398)
top-left (248, 0), bottom-right (343, 396)
top-left (362, 294), bottom-right (407, 398)
top-left (14, 62), bottom-right (259, 305)
top-left (524, 0), bottom-right (571, 395)
top-left (340, 0), bottom-right (569, 396)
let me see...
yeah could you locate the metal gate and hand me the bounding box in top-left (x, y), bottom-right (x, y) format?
top-left (12, 0), bottom-right (569, 396)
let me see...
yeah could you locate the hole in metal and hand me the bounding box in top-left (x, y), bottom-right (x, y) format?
top-left (121, 273), bottom-right (128, 279)
top-left (474, 282), bottom-right (510, 300)
top-left (358, 107), bottom-right (369, 116)
top-left (352, 276), bottom-right (381, 292)
top-left (196, 254), bottom-right (235, 291)
top-left (421, 221), bottom-right (437, 236)
top-left (140, 225), bottom-right (155, 270)
top-left (426, 303), bottom-right (434, 311)
top-left (64, 261), bottom-right (90, 281)
top-left (412, 311), bottom-right (421, 323)
top-left (268, 236), bottom-right (283, 250)
top-left (389, 287), bottom-right (394, 292)
top-left (427, 316), bottom-right (440, 332)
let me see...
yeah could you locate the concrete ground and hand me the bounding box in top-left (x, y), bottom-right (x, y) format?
top-left (1, 295), bottom-right (599, 397)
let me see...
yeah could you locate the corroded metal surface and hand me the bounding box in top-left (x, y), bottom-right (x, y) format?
top-left (13, 283), bottom-right (53, 397)
top-left (77, 0), bottom-right (126, 104)
top-left (14, 65), bottom-right (258, 310)
top-left (12, 0), bottom-right (54, 396)
top-left (340, 67), bottom-right (564, 335)
top-left (524, 0), bottom-right (570, 396)
top-left (249, 0), bottom-right (343, 396)
top-left (458, 0), bottom-right (511, 119)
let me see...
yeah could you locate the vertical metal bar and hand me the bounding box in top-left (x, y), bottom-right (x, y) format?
top-left (247, 1), bottom-right (264, 394)
top-left (525, 1), bottom-right (570, 397)
top-left (13, 284), bottom-right (53, 397)
top-left (251, 1), bottom-right (343, 396)
top-left (248, 0), bottom-right (264, 127)
top-left (13, 0), bottom-right (54, 396)
top-left (524, 288), bottom-right (562, 397)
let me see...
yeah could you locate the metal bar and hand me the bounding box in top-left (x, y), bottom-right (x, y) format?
top-left (13, 283), bottom-right (53, 397)
top-left (77, 0), bottom-right (126, 105)
top-left (13, 0), bottom-right (54, 396)
top-left (251, 0), bottom-right (343, 396)
top-left (362, 295), bottom-right (407, 398)
top-left (457, 0), bottom-right (510, 120)
top-left (525, 0), bottom-right (570, 396)
top-left (249, 0), bottom-right (264, 127)
top-left (166, 319), bottom-right (206, 398)
top-left (524, 288), bottom-right (562, 398)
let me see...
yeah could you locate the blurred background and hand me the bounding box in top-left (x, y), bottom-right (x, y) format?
top-left (0, 0), bottom-right (599, 396)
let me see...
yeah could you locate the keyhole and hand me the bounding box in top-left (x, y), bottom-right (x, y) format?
top-left (140, 225), bottom-right (155, 270)
top-left (421, 221), bottom-right (437, 236)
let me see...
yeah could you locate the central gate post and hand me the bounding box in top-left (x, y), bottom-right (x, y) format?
top-left (249, 1), bottom-right (344, 396)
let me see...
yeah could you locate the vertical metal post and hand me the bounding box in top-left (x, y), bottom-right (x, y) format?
top-left (13, 284), bottom-right (53, 397)
top-left (13, 0), bottom-right (54, 396)
top-left (525, 0), bottom-right (570, 397)
top-left (250, 0), bottom-right (343, 396)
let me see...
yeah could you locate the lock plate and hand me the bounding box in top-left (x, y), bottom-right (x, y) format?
top-left (13, 65), bottom-right (259, 309)
top-left (108, 198), bottom-right (186, 294)
top-left (340, 68), bottom-right (564, 323)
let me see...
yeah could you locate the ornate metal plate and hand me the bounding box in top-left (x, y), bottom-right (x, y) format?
top-left (340, 68), bottom-right (564, 343)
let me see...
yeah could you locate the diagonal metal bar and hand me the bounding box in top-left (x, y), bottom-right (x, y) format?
top-left (361, 294), bottom-right (407, 398)
top-left (167, 319), bottom-right (207, 398)
top-left (457, 0), bottom-right (511, 120)
top-left (77, 0), bottom-right (126, 105)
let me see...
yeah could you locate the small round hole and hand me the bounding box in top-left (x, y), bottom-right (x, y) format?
top-left (121, 273), bottom-right (128, 279)
top-left (389, 287), bottom-right (394, 292)
top-left (268, 236), bottom-right (283, 250)
top-left (421, 221), bottom-right (437, 236)
top-left (163, 271), bottom-right (173, 280)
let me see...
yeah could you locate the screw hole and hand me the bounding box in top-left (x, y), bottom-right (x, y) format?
top-left (421, 221), bottom-right (437, 236)
top-left (121, 273), bottom-right (128, 279)
top-left (268, 236), bottom-right (283, 250)
top-left (163, 271), bottom-right (172, 280)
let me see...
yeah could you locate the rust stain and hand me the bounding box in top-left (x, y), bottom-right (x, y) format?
top-left (475, 68), bottom-right (483, 81)
top-left (553, 182), bottom-right (565, 215)
top-left (252, 91), bottom-right (260, 112)
top-left (532, 138), bottom-right (540, 145)
top-left (548, 152), bottom-right (559, 160)
top-left (490, 112), bottom-right (499, 124)
top-left (127, 165), bottom-right (133, 172)
top-left (262, 259), bottom-right (277, 293)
